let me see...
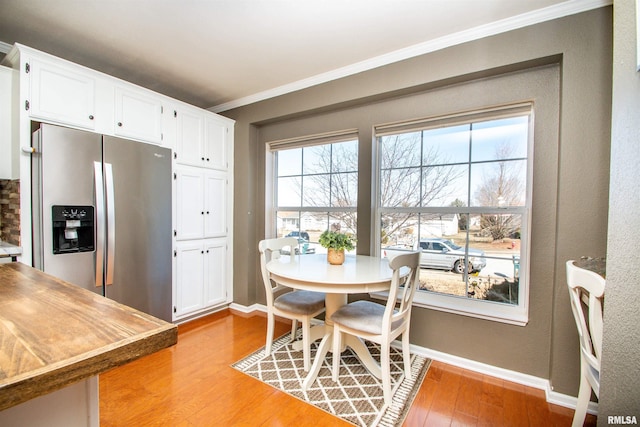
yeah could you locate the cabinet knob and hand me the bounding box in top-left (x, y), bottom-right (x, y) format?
top-left (89, 115), bottom-right (94, 120)
top-left (201, 211), bottom-right (204, 215)
top-left (206, 158), bottom-right (210, 161)
top-left (118, 122), bottom-right (123, 127)
top-left (206, 211), bottom-right (210, 214)
top-left (201, 157), bottom-right (205, 161)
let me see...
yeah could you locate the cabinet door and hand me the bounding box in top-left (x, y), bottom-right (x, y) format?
top-left (114, 87), bottom-right (163, 144)
top-left (176, 169), bottom-right (204, 240)
top-left (29, 58), bottom-right (96, 130)
top-left (162, 105), bottom-right (178, 151)
top-left (204, 239), bottom-right (227, 307)
top-left (204, 171), bottom-right (227, 238)
top-left (204, 115), bottom-right (228, 170)
top-left (175, 241), bottom-right (205, 317)
top-left (176, 107), bottom-right (204, 167)
top-left (0, 66), bottom-right (15, 179)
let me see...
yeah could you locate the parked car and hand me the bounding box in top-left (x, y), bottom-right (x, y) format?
top-left (285, 230), bottom-right (310, 241)
top-left (383, 238), bottom-right (486, 274)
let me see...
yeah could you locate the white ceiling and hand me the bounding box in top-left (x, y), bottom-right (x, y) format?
top-left (0, 0), bottom-right (606, 112)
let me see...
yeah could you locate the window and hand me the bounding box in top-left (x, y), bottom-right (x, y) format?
top-left (268, 131), bottom-right (358, 254)
top-left (375, 105), bottom-right (532, 325)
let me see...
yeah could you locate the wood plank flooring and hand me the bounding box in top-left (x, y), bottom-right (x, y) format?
top-left (100, 309), bottom-right (597, 426)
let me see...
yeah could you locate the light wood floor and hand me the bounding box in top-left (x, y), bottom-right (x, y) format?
top-left (100, 309), bottom-right (597, 426)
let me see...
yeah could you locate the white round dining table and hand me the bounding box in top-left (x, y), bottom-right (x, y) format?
top-left (266, 253), bottom-right (397, 391)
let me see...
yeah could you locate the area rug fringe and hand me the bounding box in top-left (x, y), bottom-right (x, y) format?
top-left (377, 355), bottom-right (431, 427)
top-left (232, 333), bottom-right (431, 427)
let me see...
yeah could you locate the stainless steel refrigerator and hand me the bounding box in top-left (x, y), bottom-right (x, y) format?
top-left (32, 123), bottom-right (172, 322)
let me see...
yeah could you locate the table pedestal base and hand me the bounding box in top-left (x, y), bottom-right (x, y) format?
top-left (280, 292), bottom-right (384, 390)
top-left (300, 325), bottom-right (382, 391)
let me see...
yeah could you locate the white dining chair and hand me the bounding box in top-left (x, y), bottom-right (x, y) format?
top-left (566, 260), bottom-right (605, 427)
top-left (259, 237), bottom-right (325, 371)
top-left (331, 251), bottom-right (421, 406)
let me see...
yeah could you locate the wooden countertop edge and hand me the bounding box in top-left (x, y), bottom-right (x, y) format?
top-left (0, 322), bottom-right (177, 411)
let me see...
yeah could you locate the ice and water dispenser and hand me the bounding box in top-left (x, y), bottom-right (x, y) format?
top-left (51, 205), bottom-right (95, 254)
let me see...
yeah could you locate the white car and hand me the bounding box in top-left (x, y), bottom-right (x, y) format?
top-left (383, 238), bottom-right (486, 274)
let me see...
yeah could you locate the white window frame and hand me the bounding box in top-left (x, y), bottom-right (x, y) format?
top-left (265, 130), bottom-right (359, 240)
top-left (372, 104), bottom-right (534, 326)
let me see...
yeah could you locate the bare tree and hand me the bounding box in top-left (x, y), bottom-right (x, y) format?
top-left (379, 133), bottom-right (464, 241)
top-left (286, 133), bottom-right (463, 239)
top-left (474, 142), bottom-right (524, 240)
top-left (296, 142), bottom-right (358, 234)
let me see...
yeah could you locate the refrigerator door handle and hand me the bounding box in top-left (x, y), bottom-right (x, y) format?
top-left (105, 163), bottom-right (116, 286)
top-left (94, 161), bottom-right (105, 290)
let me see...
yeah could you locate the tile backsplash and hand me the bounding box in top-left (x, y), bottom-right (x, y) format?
top-left (0, 179), bottom-right (20, 245)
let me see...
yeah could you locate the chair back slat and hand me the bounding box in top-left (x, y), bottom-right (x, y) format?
top-left (259, 238), bottom-right (298, 303)
top-left (566, 258), bottom-right (605, 424)
top-left (566, 260), bottom-right (605, 381)
top-left (385, 252), bottom-right (421, 333)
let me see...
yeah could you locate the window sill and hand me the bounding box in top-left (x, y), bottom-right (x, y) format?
top-left (370, 290), bottom-right (529, 326)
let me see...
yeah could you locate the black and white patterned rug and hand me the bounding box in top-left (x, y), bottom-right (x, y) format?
top-left (232, 332), bottom-right (430, 427)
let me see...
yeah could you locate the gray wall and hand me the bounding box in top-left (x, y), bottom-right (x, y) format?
top-left (222, 7), bottom-right (612, 397)
top-left (599, 0), bottom-right (640, 422)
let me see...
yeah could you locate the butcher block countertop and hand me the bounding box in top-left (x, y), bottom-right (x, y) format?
top-left (0, 263), bottom-right (178, 411)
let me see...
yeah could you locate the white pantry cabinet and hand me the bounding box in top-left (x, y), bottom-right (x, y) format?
top-left (174, 239), bottom-right (228, 318)
top-left (173, 161), bottom-right (231, 321)
top-left (172, 108), bottom-right (233, 321)
top-left (175, 167), bottom-right (227, 241)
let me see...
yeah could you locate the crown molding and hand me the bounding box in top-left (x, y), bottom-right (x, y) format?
top-left (0, 41), bottom-right (13, 55)
top-left (209, 0), bottom-right (611, 113)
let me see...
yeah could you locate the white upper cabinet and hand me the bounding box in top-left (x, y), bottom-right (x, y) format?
top-left (176, 107), bottom-right (205, 166)
top-left (114, 87), bottom-right (163, 144)
top-left (0, 66), bottom-right (16, 180)
top-left (28, 58), bottom-right (96, 130)
top-left (205, 115), bottom-right (228, 171)
top-left (176, 106), bottom-right (229, 170)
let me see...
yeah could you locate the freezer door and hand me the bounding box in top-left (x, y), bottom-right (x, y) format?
top-left (32, 124), bottom-right (104, 293)
top-left (103, 136), bottom-right (172, 321)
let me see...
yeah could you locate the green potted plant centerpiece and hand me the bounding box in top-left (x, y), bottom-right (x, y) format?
top-left (318, 229), bottom-right (355, 265)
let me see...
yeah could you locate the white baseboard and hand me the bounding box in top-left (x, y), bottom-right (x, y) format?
top-left (409, 343), bottom-right (597, 415)
top-left (174, 304), bottom-right (229, 324)
top-left (229, 303), bottom-right (596, 414)
top-left (229, 302), bottom-right (265, 314)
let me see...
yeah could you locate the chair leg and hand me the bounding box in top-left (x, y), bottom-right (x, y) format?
top-left (572, 374), bottom-right (591, 427)
top-left (381, 343), bottom-right (392, 406)
top-left (332, 325), bottom-right (342, 382)
top-left (402, 333), bottom-right (412, 380)
top-left (266, 313), bottom-right (275, 355)
top-left (302, 317), bottom-right (310, 372)
top-left (290, 319), bottom-right (298, 342)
